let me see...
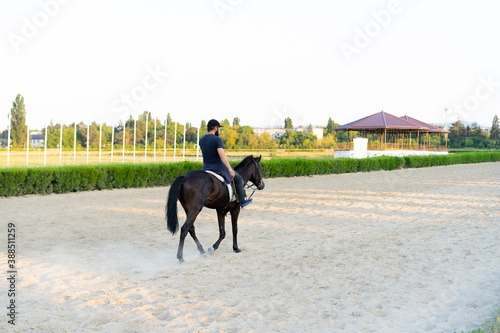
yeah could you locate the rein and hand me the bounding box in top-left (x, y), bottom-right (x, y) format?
top-left (245, 183), bottom-right (258, 200)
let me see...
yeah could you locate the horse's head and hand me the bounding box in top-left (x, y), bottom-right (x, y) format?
top-left (249, 155), bottom-right (265, 191)
top-left (234, 155), bottom-right (265, 190)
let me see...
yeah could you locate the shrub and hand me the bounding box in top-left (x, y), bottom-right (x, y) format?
top-left (0, 152), bottom-right (499, 196)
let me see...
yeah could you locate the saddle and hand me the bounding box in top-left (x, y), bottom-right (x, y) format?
top-left (205, 171), bottom-right (237, 203)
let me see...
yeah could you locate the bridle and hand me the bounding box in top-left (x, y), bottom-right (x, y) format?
top-left (244, 159), bottom-right (264, 200)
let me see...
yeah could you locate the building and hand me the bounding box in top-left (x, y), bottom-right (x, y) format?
top-left (253, 127), bottom-right (324, 140)
top-left (304, 127), bottom-right (324, 140)
top-left (0, 136), bottom-right (7, 148)
top-left (30, 132), bottom-right (45, 148)
top-left (333, 111), bottom-right (449, 158)
top-left (252, 127), bottom-right (286, 139)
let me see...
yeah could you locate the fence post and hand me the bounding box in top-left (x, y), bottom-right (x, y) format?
top-left (6, 112), bottom-right (10, 167)
top-left (44, 125), bottom-right (47, 166)
top-left (183, 123), bottom-right (186, 161)
top-left (122, 124), bottom-right (125, 164)
top-left (86, 125), bottom-right (89, 164)
top-left (133, 119), bottom-right (136, 163)
top-left (145, 113), bottom-right (148, 162)
top-left (164, 118), bottom-right (167, 162)
top-left (59, 124), bottom-right (63, 165)
top-left (196, 126), bottom-right (200, 161)
top-left (73, 121), bottom-right (77, 164)
top-left (111, 124), bottom-right (114, 163)
top-left (173, 122), bottom-right (177, 162)
top-left (26, 124), bottom-right (29, 167)
top-left (99, 123), bottom-right (102, 164)
top-left (154, 118), bottom-right (157, 163)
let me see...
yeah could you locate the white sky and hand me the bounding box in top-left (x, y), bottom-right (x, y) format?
top-left (1, 0), bottom-right (500, 130)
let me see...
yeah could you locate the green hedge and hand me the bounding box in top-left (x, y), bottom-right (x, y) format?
top-left (259, 156), bottom-right (404, 177)
top-left (0, 162), bottom-right (202, 196)
top-left (1, 152), bottom-right (499, 196)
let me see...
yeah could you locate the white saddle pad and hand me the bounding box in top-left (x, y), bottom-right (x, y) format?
top-left (205, 171), bottom-right (236, 202)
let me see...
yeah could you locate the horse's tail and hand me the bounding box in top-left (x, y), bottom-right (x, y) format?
top-left (166, 176), bottom-right (184, 235)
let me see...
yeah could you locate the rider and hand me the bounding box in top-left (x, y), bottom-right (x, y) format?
top-left (199, 119), bottom-right (252, 208)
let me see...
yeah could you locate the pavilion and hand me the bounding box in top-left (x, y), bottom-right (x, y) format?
top-left (333, 111), bottom-right (449, 158)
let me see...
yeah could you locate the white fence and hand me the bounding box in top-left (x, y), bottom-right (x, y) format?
top-left (2, 115), bottom-right (201, 167)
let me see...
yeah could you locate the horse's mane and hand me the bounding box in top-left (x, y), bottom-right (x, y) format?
top-left (234, 155), bottom-right (255, 172)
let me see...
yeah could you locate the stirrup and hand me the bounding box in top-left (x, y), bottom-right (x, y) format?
top-left (240, 198), bottom-right (253, 208)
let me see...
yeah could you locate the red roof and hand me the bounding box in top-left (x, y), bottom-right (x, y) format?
top-left (334, 111), bottom-right (449, 133)
top-left (334, 111), bottom-right (422, 131)
top-left (400, 115), bottom-right (450, 133)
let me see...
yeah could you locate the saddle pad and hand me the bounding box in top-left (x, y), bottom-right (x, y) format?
top-left (205, 171), bottom-right (236, 202)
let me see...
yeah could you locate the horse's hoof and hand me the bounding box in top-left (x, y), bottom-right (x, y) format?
top-left (234, 248), bottom-right (241, 253)
top-left (178, 258), bottom-right (185, 263)
top-left (207, 247), bottom-right (214, 255)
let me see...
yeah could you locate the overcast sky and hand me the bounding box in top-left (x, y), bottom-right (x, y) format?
top-left (1, 0), bottom-right (500, 130)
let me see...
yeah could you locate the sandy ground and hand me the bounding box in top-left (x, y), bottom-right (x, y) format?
top-left (1, 162), bottom-right (499, 332)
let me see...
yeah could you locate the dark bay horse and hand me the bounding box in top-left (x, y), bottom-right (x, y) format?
top-left (166, 155), bottom-right (265, 262)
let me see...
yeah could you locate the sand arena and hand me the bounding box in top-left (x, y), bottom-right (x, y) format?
top-left (0, 162), bottom-right (499, 332)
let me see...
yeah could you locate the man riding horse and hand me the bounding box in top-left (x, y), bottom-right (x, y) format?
top-left (199, 119), bottom-right (252, 208)
top-left (166, 119), bottom-right (265, 262)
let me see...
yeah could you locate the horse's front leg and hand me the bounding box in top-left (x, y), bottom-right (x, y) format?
top-left (230, 206), bottom-right (241, 253)
top-left (208, 209), bottom-right (226, 254)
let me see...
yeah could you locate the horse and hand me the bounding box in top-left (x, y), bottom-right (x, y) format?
top-left (166, 155), bottom-right (265, 262)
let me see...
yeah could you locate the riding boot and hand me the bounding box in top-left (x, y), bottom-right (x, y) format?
top-left (234, 172), bottom-right (252, 208)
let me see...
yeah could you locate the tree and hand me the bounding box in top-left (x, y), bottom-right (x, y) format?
top-left (490, 114), bottom-right (499, 148)
top-left (470, 122), bottom-right (485, 138)
top-left (448, 119), bottom-right (465, 142)
top-left (260, 133), bottom-right (278, 148)
top-left (491, 115), bottom-right (499, 141)
top-left (237, 125), bottom-right (254, 147)
top-left (321, 133), bottom-right (336, 148)
top-left (186, 126), bottom-right (198, 143)
top-left (219, 125), bottom-right (238, 148)
top-left (247, 134), bottom-right (259, 149)
top-left (284, 117), bottom-right (293, 129)
top-left (0, 130), bottom-right (7, 147)
top-left (307, 123), bottom-right (313, 134)
top-left (233, 117), bottom-right (240, 126)
top-left (62, 124), bottom-right (77, 148)
top-left (121, 116), bottom-right (136, 147)
top-left (199, 120), bottom-right (207, 137)
top-left (325, 117), bottom-right (340, 136)
top-left (9, 94), bottom-right (27, 148)
top-left (138, 111), bottom-right (152, 122)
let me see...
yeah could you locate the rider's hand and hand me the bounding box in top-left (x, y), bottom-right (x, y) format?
top-left (229, 169), bottom-right (235, 178)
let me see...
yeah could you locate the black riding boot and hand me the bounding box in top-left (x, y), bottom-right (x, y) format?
top-left (234, 172), bottom-right (252, 208)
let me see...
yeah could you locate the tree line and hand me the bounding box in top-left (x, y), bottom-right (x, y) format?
top-left (447, 116), bottom-right (500, 149)
top-left (2, 94), bottom-right (500, 150)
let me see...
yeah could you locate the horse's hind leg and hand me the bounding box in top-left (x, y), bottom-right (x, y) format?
top-left (177, 223), bottom-right (189, 263)
top-left (177, 209), bottom-right (202, 262)
top-left (189, 225), bottom-right (205, 255)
